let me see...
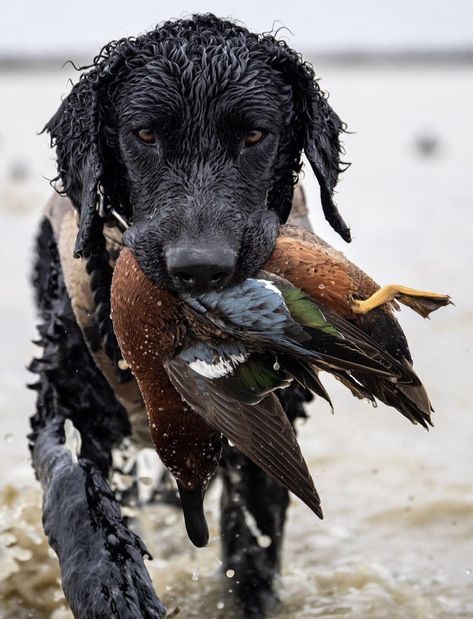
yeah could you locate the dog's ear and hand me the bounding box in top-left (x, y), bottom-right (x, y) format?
top-left (265, 43), bottom-right (351, 242)
top-left (44, 78), bottom-right (104, 258)
top-left (302, 82), bottom-right (351, 242)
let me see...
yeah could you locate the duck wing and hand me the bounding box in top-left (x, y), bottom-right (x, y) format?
top-left (193, 278), bottom-right (405, 381)
top-left (191, 276), bottom-right (433, 427)
top-left (290, 290), bottom-right (433, 427)
top-left (164, 356), bottom-right (323, 519)
top-left (280, 284), bottom-right (434, 428)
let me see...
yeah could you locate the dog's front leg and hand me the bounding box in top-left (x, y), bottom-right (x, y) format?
top-left (219, 384), bottom-right (312, 619)
top-left (29, 219), bottom-right (166, 618)
top-left (220, 444), bottom-right (289, 619)
top-left (33, 420), bottom-right (166, 618)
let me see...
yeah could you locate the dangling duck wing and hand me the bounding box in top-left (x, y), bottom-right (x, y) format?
top-left (164, 356), bottom-right (323, 519)
top-left (273, 281), bottom-right (435, 428)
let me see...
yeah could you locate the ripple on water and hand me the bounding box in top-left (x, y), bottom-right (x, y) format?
top-left (2, 481), bottom-right (472, 619)
top-left (0, 485), bottom-right (71, 619)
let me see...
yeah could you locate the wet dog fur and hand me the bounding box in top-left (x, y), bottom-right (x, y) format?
top-left (30, 13), bottom-right (348, 618)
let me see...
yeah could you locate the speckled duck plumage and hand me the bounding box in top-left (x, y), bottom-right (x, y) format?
top-left (111, 233), bottom-right (450, 547)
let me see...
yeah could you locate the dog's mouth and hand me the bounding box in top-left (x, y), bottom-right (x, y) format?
top-left (122, 207), bottom-right (279, 295)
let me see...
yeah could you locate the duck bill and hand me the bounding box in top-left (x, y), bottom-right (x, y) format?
top-left (177, 482), bottom-right (209, 547)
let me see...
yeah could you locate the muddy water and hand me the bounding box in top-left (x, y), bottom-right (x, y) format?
top-left (0, 62), bottom-right (472, 618)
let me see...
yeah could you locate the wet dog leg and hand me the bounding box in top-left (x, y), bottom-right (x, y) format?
top-left (219, 385), bottom-right (311, 619)
top-left (29, 218), bottom-right (166, 618)
top-left (220, 445), bottom-right (289, 619)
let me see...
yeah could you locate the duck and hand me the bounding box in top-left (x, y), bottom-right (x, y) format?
top-left (264, 224), bottom-right (452, 425)
top-left (110, 233), bottom-right (451, 547)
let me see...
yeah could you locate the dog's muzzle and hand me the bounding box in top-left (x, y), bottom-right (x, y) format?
top-left (165, 244), bottom-right (237, 292)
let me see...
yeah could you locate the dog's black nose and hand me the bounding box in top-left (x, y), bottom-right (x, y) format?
top-left (166, 245), bottom-right (237, 291)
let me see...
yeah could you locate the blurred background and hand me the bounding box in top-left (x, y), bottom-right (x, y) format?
top-left (0, 1), bottom-right (472, 617)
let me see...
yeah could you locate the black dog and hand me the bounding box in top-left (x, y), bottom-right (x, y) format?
top-left (30, 13), bottom-right (350, 618)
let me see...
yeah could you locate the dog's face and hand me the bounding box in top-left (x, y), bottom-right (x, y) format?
top-left (116, 53), bottom-right (288, 292)
top-left (45, 15), bottom-right (349, 297)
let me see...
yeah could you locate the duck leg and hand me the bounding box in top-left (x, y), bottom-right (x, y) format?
top-left (352, 284), bottom-right (451, 317)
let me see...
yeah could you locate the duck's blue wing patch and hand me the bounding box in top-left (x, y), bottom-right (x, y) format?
top-left (196, 278), bottom-right (300, 335)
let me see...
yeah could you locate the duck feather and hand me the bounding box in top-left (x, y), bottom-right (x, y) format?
top-left (165, 357), bottom-right (323, 519)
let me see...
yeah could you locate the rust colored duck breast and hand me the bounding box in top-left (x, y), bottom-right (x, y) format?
top-left (111, 249), bottom-right (221, 547)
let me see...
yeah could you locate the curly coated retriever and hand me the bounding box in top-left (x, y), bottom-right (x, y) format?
top-left (29, 13), bottom-right (349, 618)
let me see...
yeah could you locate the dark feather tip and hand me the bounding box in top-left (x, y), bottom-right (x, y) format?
top-left (398, 294), bottom-right (453, 319)
top-left (177, 483), bottom-right (209, 548)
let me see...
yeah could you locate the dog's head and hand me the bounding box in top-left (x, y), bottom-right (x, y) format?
top-left (46, 14), bottom-right (350, 294)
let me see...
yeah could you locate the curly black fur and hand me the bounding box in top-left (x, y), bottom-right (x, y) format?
top-left (34, 14), bottom-right (350, 618)
top-left (29, 218), bottom-right (165, 617)
top-left (84, 219), bottom-right (132, 381)
top-left (44, 12), bottom-right (349, 367)
top-left (45, 13), bottom-right (349, 258)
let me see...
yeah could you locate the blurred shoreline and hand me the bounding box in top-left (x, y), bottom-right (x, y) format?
top-left (1, 48), bottom-right (473, 72)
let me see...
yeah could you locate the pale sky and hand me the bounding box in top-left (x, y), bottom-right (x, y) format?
top-left (1, 0), bottom-right (473, 57)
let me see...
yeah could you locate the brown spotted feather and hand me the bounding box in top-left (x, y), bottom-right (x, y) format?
top-left (111, 249), bottom-right (221, 490)
top-left (265, 225), bottom-right (389, 318)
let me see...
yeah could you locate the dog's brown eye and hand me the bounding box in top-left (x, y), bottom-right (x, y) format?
top-left (244, 129), bottom-right (265, 146)
top-left (137, 129), bottom-right (157, 144)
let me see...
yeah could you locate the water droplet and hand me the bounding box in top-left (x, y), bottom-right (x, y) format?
top-left (164, 513), bottom-right (177, 526)
top-left (211, 552), bottom-right (223, 566)
top-left (4, 433), bottom-right (14, 444)
top-left (216, 601), bottom-right (224, 610)
top-left (191, 569), bottom-right (199, 581)
top-left (257, 535), bottom-right (272, 548)
top-left (273, 361), bottom-right (280, 370)
top-left (318, 284), bottom-right (325, 290)
top-left (226, 569), bottom-right (235, 578)
top-left (157, 300), bottom-right (162, 306)
top-left (466, 568), bottom-right (471, 575)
